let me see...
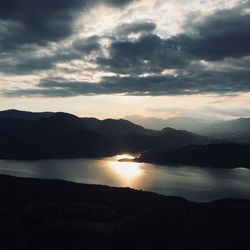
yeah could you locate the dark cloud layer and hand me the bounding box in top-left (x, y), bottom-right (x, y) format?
top-left (6, 63), bottom-right (250, 97)
top-left (97, 34), bottom-right (188, 74)
top-left (0, 34), bottom-right (102, 75)
top-left (98, 3), bottom-right (250, 75)
top-left (2, 1), bottom-right (250, 97)
top-left (73, 36), bottom-right (101, 53)
top-left (116, 21), bottom-right (156, 37)
top-left (0, 0), bottom-right (136, 52)
top-left (173, 6), bottom-right (250, 60)
top-left (0, 0), bottom-right (83, 51)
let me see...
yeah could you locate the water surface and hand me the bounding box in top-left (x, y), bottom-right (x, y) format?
top-left (0, 155), bottom-right (249, 201)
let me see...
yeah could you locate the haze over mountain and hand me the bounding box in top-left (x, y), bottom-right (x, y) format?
top-left (124, 114), bottom-right (250, 140)
top-left (202, 118), bottom-right (250, 140)
top-left (124, 115), bottom-right (219, 132)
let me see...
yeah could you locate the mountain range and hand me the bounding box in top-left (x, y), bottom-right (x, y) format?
top-left (1, 109), bottom-right (250, 168)
top-left (124, 115), bottom-right (216, 132)
top-left (0, 109), bottom-right (209, 159)
top-left (124, 114), bottom-right (250, 140)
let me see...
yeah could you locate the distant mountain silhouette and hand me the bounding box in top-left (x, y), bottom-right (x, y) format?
top-left (137, 143), bottom-right (250, 168)
top-left (201, 118), bottom-right (250, 140)
top-left (115, 132), bottom-right (167, 152)
top-left (158, 127), bottom-right (209, 147)
top-left (0, 109), bottom-right (210, 159)
top-left (124, 115), bottom-right (218, 132)
top-left (89, 118), bottom-right (150, 136)
top-left (81, 117), bottom-right (102, 129)
top-left (80, 117), bottom-right (209, 150)
top-left (0, 109), bottom-right (53, 120)
top-left (0, 113), bottom-right (116, 159)
top-left (125, 114), bottom-right (250, 142)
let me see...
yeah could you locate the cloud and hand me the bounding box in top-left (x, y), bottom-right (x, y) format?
top-left (97, 34), bottom-right (188, 75)
top-left (102, 0), bottom-right (138, 7)
top-left (0, 0), bottom-right (83, 51)
top-left (2, 1), bottom-right (250, 97)
top-left (116, 21), bottom-right (156, 37)
top-left (73, 35), bottom-right (101, 53)
top-left (0, 35), bottom-right (102, 75)
top-left (5, 62), bottom-right (250, 97)
top-left (171, 2), bottom-right (250, 61)
top-left (0, 0), bottom-right (137, 52)
top-left (97, 2), bottom-right (250, 75)
top-left (0, 47), bottom-right (82, 74)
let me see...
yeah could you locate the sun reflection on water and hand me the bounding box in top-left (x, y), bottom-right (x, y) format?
top-left (109, 154), bottom-right (142, 185)
top-left (115, 154), bottom-right (135, 161)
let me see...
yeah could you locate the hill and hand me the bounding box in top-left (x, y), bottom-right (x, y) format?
top-left (0, 113), bottom-right (117, 159)
top-left (137, 143), bottom-right (250, 168)
top-left (0, 109), bottom-right (209, 159)
top-left (0, 174), bottom-right (249, 250)
top-left (0, 109), bottom-right (53, 120)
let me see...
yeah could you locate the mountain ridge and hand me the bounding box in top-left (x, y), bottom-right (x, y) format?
top-left (0, 109), bottom-right (210, 159)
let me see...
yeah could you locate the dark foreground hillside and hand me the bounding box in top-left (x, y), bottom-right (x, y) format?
top-left (0, 175), bottom-right (250, 250)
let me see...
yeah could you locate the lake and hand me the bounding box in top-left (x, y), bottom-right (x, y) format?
top-left (0, 154), bottom-right (249, 202)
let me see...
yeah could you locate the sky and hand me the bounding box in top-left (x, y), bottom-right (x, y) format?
top-left (0, 0), bottom-right (250, 119)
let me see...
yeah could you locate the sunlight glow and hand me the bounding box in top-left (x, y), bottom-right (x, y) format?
top-left (111, 161), bottom-right (142, 180)
top-left (109, 154), bottom-right (142, 184)
top-left (115, 154), bottom-right (135, 161)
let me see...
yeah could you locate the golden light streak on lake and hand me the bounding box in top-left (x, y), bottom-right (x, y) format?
top-left (109, 154), bottom-right (143, 185)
